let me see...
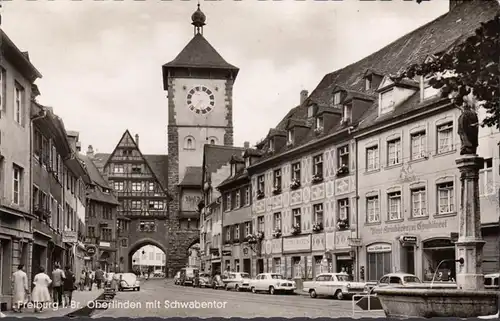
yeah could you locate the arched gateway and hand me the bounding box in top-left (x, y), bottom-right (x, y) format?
top-left (91, 4), bottom-right (236, 277)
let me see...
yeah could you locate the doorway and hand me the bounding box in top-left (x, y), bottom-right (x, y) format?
top-left (243, 259), bottom-right (251, 275)
top-left (422, 239), bottom-right (455, 281)
top-left (401, 246), bottom-right (415, 275)
top-left (257, 259), bottom-right (264, 274)
top-left (336, 254), bottom-right (353, 277)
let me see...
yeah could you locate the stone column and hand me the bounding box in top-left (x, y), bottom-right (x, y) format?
top-left (455, 155), bottom-right (485, 291)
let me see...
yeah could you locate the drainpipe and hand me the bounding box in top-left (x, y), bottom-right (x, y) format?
top-left (354, 136), bottom-right (360, 282)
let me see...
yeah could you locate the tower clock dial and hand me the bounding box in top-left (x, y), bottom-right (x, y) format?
top-left (186, 85), bottom-right (215, 115)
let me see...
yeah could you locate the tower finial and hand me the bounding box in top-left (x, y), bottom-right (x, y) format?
top-left (191, 1), bottom-right (206, 35)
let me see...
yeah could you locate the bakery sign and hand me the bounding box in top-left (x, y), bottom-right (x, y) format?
top-left (283, 235), bottom-right (311, 254)
top-left (366, 243), bottom-right (392, 253)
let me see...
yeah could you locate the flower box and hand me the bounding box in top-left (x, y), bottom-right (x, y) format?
top-left (256, 190), bottom-right (265, 200)
top-left (256, 231), bottom-right (265, 240)
top-left (312, 174), bottom-right (323, 183)
top-left (291, 224), bottom-right (301, 235)
top-left (290, 179), bottom-right (301, 190)
top-left (272, 187), bottom-right (282, 195)
top-left (337, 219), bottom-right (349, 231)
top-left (336, 165), bottom-right (349, 176)
top-left (245, 234), bottom-right (257, 244)
top-left (312, 222), bottom-right (323, 232)
top-left (272, 228), bottom-right (282, 238)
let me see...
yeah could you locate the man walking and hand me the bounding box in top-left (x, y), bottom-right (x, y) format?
top-left (95, 267), bottom-right (104, 290)
top-left (12, 264), bottom-right (28, 313)
top-left (51, 264), bottom-right (65, 308)
top-left (63, 266), bottom-right (76, 307)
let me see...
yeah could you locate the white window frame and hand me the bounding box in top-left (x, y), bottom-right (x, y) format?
top-left (113, 165), bottom-right (124, 174)
top-left (338, 199), bottom-right (349, 220)
top-left (338, 146), bottom-right (349, 168)
top-left (149, 182), bottom-right (155, 191)
top-left (235, 225), bottom-right (240, 239)
top-left (316, 116), bottom-right (323, 129)
top-left (437, 122), bottom-right (453, 154)
top-left (333, 92), bottom-right (341, 105)
top-left (235, 190), bottom-right (241, 208)
top-left (411, 187), bottom-right (427, 217)
top-left (245, 186), bottom-right (250, 206)
top-left (365, 78), bottom-right (371, 91)
top-left (313, 203), bottom-right (323, 224)
top-left (479, 158), bottom-right (494, 196)
top-left (437, 182), bottom-right (454, 214)
top-left (226, 228), bottom-right (231, 242)
top-left (258, 216), bottom-right (264, 233)
top-left (379, 88), bottom-right (395, 114)
top-left (366, 145), bottom-right (379, 171)
top-left (114, 182), bottom-right (124, 191)
top-left (132, 182), bottom-right (142, 192)
top-left (387, 139), bottom-right (402, 166)
top-left (226, 193), bottom-right (231, 211)
top-left (14, 84), bottom-right (23, 125)
top-left (388, 191), bottom-right (402, 220)
top-left (366, 196), bottom-right (380, 223)
top-left (274, 169), bottom-right (281, 189)
top-left (287, 130), bottom-right (294, 144)
top-left (258, 175), bottom-right (265, 192)
top-left (411, 131), bottom-right (427, 160)
top-left (292, 162), bottom-right (301, 181)
top-left (131, 200), bottom-right (142, 210)
top-left (13, 165), bottom-right (21, 205)
top-left (292, 208), bottom-right (301, 226)
top-left (313, 154), bottom-right (323, 176)
top-left (273, 212), bottom-right (281, 230)
top-left (245, 222), bottom-right (251, 236)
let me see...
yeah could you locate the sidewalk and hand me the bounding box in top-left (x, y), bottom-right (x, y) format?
top-left (1, 289), bottom-right (103, 319)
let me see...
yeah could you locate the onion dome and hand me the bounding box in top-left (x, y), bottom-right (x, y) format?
top-left (191, 4), bottom-right (206, 28)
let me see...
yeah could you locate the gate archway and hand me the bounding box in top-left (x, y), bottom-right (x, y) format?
top-left (127, 238), bottom-right (168, 275)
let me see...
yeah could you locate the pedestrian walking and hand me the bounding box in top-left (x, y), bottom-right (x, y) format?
top-left (51, 264), bottom-right (65, 307)
top-left (11, 264), bottom-right (29, 313)
top-left (95, 267), bottom-right (104, 289)
top-left (63, 266), bottom-right (76, 307)
top-left (79, 270), bottom-right (86, 291)
top-left (88, 270), bottom-right (94, 291)
top-left (32, 267), bottom-right (52, 313)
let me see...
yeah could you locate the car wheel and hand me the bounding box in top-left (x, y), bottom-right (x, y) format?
top-left (251, 287), bottom-right (256, 294)
top-left (225, 284), bottom-right (229, 291)
top-left (235, 285), bottom-right (240, 292)
top-left (334, 290), bottom-right (343, 300)
top-left (269, 286), bottom-right (275, 295)
top-left (310, 289), bottom-right (317, 298)
top-left (138, 287), bottom-right (140, 291)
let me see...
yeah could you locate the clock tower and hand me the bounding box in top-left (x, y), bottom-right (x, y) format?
top-left (161, 3), bottom-right (238, 271)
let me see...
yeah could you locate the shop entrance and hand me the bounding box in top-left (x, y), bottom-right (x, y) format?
top-left (211, 262), bottom-right (221, 275)
top-left (243, 259), bottom-right (251, 275)
top-left (336, 254), bottom-right (353, 277)
top-left (400, 246), bottom-right (415, 275)
top-left (257, 259), bottom-right (264, 274)
top-left (422, 238), bottom-right (455, 282)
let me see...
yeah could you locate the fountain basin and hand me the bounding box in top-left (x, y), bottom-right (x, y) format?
top-left (374, 287), bottom-right (498, 318)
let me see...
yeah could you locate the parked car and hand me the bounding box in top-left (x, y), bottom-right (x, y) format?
top-left (370, 272), bottom-right (457, 293)
top-left (249, 273), bottom-right (296, 295)
top-left (180, 267), bottom-right (199, 286)
top-left (154, 270), bottom-right (165, 277)
top-left (193, 273), bottom-right (211, 288)
top-left (211, 274), bottom-right (225, 289)
top-left (224, 272), bottom-right (252, 291)
top-left (302, 273), bottom-right (366, 300)
top-left (174, 271), bottom-right (181, 285)
top-left (117, 273), bottom-right (140, 291)
top-left (484, 273), bottom-right (499, 290)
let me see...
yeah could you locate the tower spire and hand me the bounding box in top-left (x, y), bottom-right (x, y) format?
top-left (191, 1), bottom-right (206, 36)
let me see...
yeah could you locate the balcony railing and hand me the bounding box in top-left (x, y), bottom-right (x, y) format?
top-left (33, 205), bottom-right (51, 221)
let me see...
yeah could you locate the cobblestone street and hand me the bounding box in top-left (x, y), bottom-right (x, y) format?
top-left (91, 279), bottom-right (385, 318)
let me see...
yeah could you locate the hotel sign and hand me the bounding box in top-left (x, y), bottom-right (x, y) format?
top-left (369, 219), bottom-right (448, 236)
top-left (283, 235), bottom-right (311, 254)
top-left (366, 243), bottom-right (392, 253)
top-left (63, 231), bottom-right (77, 244)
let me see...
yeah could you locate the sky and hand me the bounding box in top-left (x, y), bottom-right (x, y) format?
top-left (2, 0), bottom-right (449, 155)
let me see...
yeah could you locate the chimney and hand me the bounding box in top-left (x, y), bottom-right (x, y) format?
top-left (244, 141), bottom-right (250, 149)
top-left (300, 90), bottom-right (308, 105)
top-left (87, 145), bottom-right (94, 157)
top-left (135, 134), bottom-right (139, 147)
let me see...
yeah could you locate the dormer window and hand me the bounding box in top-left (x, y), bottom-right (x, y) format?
top-left (365, 78), bottom-right (372, 91)
top-left (421, 76), bottom-right (440, 101)
top-left (287, 130), bottom-right (294, 145)
top-left (269, 139), bottom-right (274, 151)
top-left (307, 105), bottom-right (314, 118)
top-left (316, 117), bottom-right (323, 129)
top-left (333, 92), bottom-right (341, 106)
top-left (379, 89), bottom-right (395, 114)
top-left (245, 157), bottom-right (250, 168)
top-left (342, 105), bottom-right (352, 123)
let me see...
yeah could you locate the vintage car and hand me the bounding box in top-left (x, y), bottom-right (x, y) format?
top-left (484, 273), bottom-right (499, 290)
top-left (302, 273), bottom-right (366, 300)
top-left (180, 267), bottom-right (199, 286)
top-left (249, 273), bottom-right (296, 295)
top-left (193, 273), bottom-right (212, 288)
top-left (117, 273), bottom-right (140, 291)
top-left (224, 272), bottom-right (252, 291)
top-left (174, 271), bottom-right (181, 285)
top-left (211, 274), bottom-right (225, 289)
top-left (370, 272), bottom-right (457, 293)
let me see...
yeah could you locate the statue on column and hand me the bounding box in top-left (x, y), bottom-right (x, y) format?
top-left (457, 104), bottom-right (479, 155)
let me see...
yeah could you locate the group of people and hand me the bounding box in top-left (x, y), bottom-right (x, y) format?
top-left (12, 263), bottom-right (77, 313)
top-left (79, 267), bottom-right (106, 291)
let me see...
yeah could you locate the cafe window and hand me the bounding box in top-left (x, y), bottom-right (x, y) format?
top-left (367, 249), bottom-right (391, 281)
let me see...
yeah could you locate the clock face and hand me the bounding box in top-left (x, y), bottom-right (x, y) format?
top-left (186, 85), bottom-right (215, 115)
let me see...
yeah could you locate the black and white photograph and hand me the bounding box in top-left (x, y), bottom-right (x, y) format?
top-left (0, 0), bottom-right (499, 318)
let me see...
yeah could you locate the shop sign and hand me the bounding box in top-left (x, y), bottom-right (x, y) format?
top-left (222, 250), bottom-right (232, 256)
top-left (366, 243), bottom-right (392, 253)
top-left (86, 245), bottom-right (97, 256)
top-left (283, 235), bottom-right (311, 253)
top-left (84, 256), bottom-right (91, 260)
top-left (62, 231), bottom-right (77, 244)
top-left (99, 241), bottom-right (111, 248)
top-left (369, 219), bottom-right (448, 236)
top-left (400, 235), bottom-right (417, 245)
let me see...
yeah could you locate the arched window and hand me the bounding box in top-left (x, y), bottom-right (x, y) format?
top-left (210, 139), bottom-right (215, 145)
top-left (184, 136), bottom-right (196, 150)
top-left (187, 138), bottom-right (193, 149)
top-left (208, 137), bottom-right (218, 145)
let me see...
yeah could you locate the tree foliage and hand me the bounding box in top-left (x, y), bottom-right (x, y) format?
top-left (398, 14), bottom-right (499, 129)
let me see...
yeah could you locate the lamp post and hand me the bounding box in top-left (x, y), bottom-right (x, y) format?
top-left (141, 250), bottom-right (145, 276)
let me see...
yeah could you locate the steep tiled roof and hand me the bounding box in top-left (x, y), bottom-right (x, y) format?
top-left (92, 153), bottom-right (169, 191)
top-left (180, 166), bottom-right (203, 187)
top-left (203, 145), bottom-right (245, 175)
top-left (163, 33), bottom-right (238, 71)
top-left (218, 169), bottom-right (249, 189)
top-left (252, 0), bottom-right (499, 164)
top-left (78, 154), bottom-right (119, 205)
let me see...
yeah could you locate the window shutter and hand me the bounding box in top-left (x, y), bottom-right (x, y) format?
top-left (222, 227), bottom-right (226, 244)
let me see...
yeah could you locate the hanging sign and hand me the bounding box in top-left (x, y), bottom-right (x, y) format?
top-left (86, 245), bottom-right (97, 256)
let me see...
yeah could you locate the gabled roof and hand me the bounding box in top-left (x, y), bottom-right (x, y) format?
top-left (78, 154), bottom-right (120, 205)
top-left (251, 0), bottom-right (499, 166)
top-left (203, 145), bottom-right (246, 176)
top-left (162, 33), bottom-right (238, 72)
top-left (180, 166), bottom-right (203, 187)
top-left (94, 130), bottom-right (169, 192)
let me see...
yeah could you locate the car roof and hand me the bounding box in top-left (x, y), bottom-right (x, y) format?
top-left (382, 273), bottom-right (417, 278)
top-left (485, 273), bottom-right (500, 277)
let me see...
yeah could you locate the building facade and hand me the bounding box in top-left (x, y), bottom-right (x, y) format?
top-left (0, 29), bottom-right (41, 311)
top-left (131, 245), bottom-right (166, 274)
top-left (79, 151), bottom-right (119, 273)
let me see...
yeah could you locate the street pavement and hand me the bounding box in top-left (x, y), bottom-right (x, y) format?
top-left (92, 279), bottom-right (385, 318)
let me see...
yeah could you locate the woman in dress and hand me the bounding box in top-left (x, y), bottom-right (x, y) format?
top-left (32, 266), bottom-right (52, 313)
